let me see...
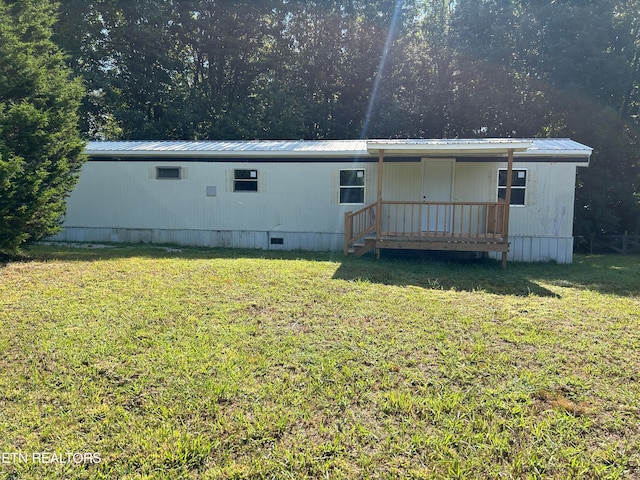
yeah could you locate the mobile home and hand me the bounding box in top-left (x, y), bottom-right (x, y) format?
top-left (54, 138), bottom-right (591, 265)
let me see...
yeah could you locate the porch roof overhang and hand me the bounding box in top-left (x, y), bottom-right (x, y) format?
top-left (366, 139), bottom-right (533, 156)
top-left (366, 139), bottom-right (533, 269)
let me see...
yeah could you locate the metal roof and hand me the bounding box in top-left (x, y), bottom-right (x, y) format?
top-left (85, 138), bottom-right (592, 158)
top-left (366, 138), bottom-right (534, 155)
top-left (518, 138), bottom-right (593, 156)
top-left (86, 140), bottom-right (369, 157)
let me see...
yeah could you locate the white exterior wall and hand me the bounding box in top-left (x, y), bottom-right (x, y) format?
top-left (381, 162), bottom-right (423, 201)
top-left (453, 161), bottom-right (579, 263)
top-left (508, 162), bottom-right (578, 238)
top-left (56, 158), bottom-right (582, 262)
top-left (57, 160), bottom-right (378, 250)
top-left (454, 161), bottom-right (578, 237)
top-left (453, 162), bottom-right (497, 203)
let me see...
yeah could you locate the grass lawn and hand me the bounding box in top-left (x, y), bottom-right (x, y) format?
top-left (0, 244), bottom-right (639, 479)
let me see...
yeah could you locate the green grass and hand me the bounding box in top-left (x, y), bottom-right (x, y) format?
top-left (0, 244), bottom-right (639, 479)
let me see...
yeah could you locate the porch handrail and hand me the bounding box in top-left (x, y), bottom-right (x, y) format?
top-left (344, 203), bottom-right (376, 254)
top-left (380, 201), bottom-right (506, 239)
top-left (345, 201), bottom-right (507, 255)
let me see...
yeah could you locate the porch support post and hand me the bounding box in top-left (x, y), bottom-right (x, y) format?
top-left (501, 148), bottom-right (514, 269)
top-left (376, 149), bottom-right (384, 259)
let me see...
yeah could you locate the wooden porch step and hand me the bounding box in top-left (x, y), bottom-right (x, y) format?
top-left (347, 238), bottom-right (376, 257)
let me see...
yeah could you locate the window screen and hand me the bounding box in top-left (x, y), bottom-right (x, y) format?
top-left (156, 167), bottom-right (181, 179)
top-left (498, 169), bottom-right (527, 206)
top-left (339, 169), bottom-right (365, 204)
top-left (234, 169), bottom-right (258, 192)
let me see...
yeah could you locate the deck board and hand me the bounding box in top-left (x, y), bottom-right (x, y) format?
top-left (364, 234), bottom-right (509, 252)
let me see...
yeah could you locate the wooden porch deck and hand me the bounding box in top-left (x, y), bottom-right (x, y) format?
top-left (352, 146), bottom-right (518, 268)
top-left (345, 201), bottom-right (510, 258)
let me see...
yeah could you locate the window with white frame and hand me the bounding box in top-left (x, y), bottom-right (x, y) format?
top-left (498, 169), bottom-right (527, 205)
top-left (339, 169), bottom-right (365, 204)
top-left (234, 169), bottom-right (258, 192)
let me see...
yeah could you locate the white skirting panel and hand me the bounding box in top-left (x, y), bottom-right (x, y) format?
top-left (51, 229), bottom-right (574, 263)
top-left (488, 236), bottom-right (574, 264)
top-left (50, 227), bottom-right (344, 252)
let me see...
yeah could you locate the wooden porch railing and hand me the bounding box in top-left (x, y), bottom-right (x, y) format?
top-left (380, 201), bottom-right (506, 238)
top-left (345, 201), bottom-right (507, 255)
top-left (343, 203), bottom-right (376, 255)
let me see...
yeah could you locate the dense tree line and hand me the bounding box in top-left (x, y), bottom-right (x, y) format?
top-left (52, 0), bottom-right (639, 238)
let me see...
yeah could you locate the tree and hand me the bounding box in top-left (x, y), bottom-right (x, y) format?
top-left (55, 0), bottom-right (191, 139)
top-left (273, 0), bottom-right (421, 139)
top-left (0, 0), bottom-right (85, 254)
top-left (50, 0), bottom-right (640, 235)
top-left (449, 0), bottom-right (640, 236)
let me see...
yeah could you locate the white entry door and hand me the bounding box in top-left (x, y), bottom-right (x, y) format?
top-left (421, 159), bottom-right (454, 232)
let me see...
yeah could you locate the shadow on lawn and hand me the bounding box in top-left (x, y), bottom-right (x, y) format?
top-left (0, 252), bottom-right (37, 269)
top-left (20, 242), bottom-right (640, 298)
top-left (332, 251), bottom-right (640, 298)
top-left (333, 256), bottom-right (560, 297)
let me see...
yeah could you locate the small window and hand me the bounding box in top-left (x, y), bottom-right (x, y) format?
top-left (234, 169), bottom-right (258, 192)
top-left (339, 169), bottom-right (365, 204)
top-left (156, 167), bottom-right (181, 179)
top-left (498, 169), bottom-right (527, 206)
